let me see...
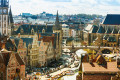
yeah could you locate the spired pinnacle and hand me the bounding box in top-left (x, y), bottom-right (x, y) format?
top-left (9, 6), bottom-right (14, 24)
top-left (55, 10), bottom-right (61, 30)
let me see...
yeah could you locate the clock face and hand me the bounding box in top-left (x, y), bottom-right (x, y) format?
top-left (3, 9), bottom-right (7, 13)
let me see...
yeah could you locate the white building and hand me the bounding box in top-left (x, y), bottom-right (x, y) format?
top-left (62, 24), bottom-right (69, 39)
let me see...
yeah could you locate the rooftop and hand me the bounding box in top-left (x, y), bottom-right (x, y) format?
top-left (82, 62), bottom-right (119, 73)
top-left (103, 14), bottom-right (120, 25)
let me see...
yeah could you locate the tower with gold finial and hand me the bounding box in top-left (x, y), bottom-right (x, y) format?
top-left (0, 0), bottom-right (9, 36)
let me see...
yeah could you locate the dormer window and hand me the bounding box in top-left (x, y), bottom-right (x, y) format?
top-left (42, 28), bottom-right (45, 33)
top-left (31, 29), bottom-right (34, 34)
top-left (20, 28), bottom-right (24, 34)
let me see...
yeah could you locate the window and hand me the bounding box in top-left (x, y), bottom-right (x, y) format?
top-left (4, 17), bottom-right (6, 21)
top-left (4, 24), bottom-right (6, 27)
top-left (44, 43), bottom-right (46, 45)
top-left (0, 72), bottom-right (3, 80)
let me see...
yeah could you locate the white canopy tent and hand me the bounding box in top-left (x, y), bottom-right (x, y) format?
top-left (76, 49), bottom-right (87, 57)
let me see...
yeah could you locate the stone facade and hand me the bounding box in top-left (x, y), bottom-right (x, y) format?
top-left (28, 33), bottom-right (39, 67)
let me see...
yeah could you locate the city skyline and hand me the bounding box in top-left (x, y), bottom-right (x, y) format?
top-left (10, 0), bottom-right (120, 15)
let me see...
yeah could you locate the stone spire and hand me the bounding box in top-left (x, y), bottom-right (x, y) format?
top-left (9, 6), bottom-right (14, 24)
top-left (55, 10), bottom-right (61, 30)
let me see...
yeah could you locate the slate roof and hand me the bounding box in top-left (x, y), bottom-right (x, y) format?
top-left (5, 39), bottom-right (17, 52)
top-left (105, 28), bottom-right (112, 34)
top-left (103, 14), bottom-right (120, 25)
top-left (97, 26), bottom-right (105, 33)
top-left (15, 24), bottom-right (53, 35)
top-left (91, 25), bottom-right (98, 33)
top-left (21, 38), bottom-right (33, 48)
top-left (10, 37), bottom-right (33, 48)
top-left (14, 38), bottom-right (20, 48)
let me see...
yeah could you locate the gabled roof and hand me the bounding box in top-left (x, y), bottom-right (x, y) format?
top-left (0, 52), bottom-right (11, 66)
top-left (14, 38), bottom-right (20, 48)
top-left (21, 38), bottom-right (33, 48)
top-left (0, 51), bottom-right (25, 66)
top-left (97, 26), bottom-right (105, 33)
top-left (103, 14), bottom-right (120, 25)
top-left (15, 24), bottom-right (53, 35)
top-left (91, 25), bottom-right (98, 33)
top-left (112, 28), bottom-right (118, 34)
top-left (105, 28), bottom-right (112, 34)
top-left (15, 53), bottom-right (24, 65)
top-left (5, 38), bottom-right (17, 52)
top-left (85, 24), bottom-right (93, 32)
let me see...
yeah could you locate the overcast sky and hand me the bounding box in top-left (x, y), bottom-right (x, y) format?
top-left (9, 0), bottom-right (120, 15)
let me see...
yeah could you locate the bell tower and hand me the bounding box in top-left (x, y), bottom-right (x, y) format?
top-left (0, 0), bottom-right (9, 35)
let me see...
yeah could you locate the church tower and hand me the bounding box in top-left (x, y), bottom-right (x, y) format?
top-left (53, 11), bottom-right (63, 60)
top-left (8, 6), bottom-right (14, 35)
top-left (0, 0), bottom-right (9, 35)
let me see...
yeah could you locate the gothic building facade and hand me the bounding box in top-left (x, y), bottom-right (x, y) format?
top-left (83, 14), bottom-right (120, 47)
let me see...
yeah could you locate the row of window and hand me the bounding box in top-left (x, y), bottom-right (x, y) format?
top-left (0, 16), bottom-right (7, 21)
top-left (18, 51), bottom-right (26, 54)
top-left (32, 55), bottom-right (37, 59)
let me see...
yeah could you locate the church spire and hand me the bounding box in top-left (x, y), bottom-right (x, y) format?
top-left (55, 10), bottom-right (61, 30)
top-left (9, 6), bottom-right (14, 24)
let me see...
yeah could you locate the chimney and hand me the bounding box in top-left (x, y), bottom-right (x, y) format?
top-left (18, 33), bottom-right (20, 38)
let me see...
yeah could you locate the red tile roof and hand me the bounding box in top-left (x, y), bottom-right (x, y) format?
top-left (40, 36), bottom-right (55, 46)
top-left (82, 62), bottom-right (120, 73)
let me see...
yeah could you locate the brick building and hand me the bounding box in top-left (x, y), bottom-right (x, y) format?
top-left (82, 53), bottom-right (120, 80)
top-left (0, 48), bottom-right (25, 80)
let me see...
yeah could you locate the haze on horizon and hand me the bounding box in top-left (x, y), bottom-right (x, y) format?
top-left (10, 0), bottom-right (120, 15)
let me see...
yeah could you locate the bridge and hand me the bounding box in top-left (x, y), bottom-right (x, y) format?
top-left (62, 45), bottom-right (119, 53)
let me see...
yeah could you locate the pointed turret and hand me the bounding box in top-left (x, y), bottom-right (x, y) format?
top-left (9, 6), bottom-right (14, 24)
top-left (54, 10), bottom-right (61, 30)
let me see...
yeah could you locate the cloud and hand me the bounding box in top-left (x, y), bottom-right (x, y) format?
top-left (9, 0), bottom-right (120, 15)
top-left (45, 0), bottom-right (72, 2)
